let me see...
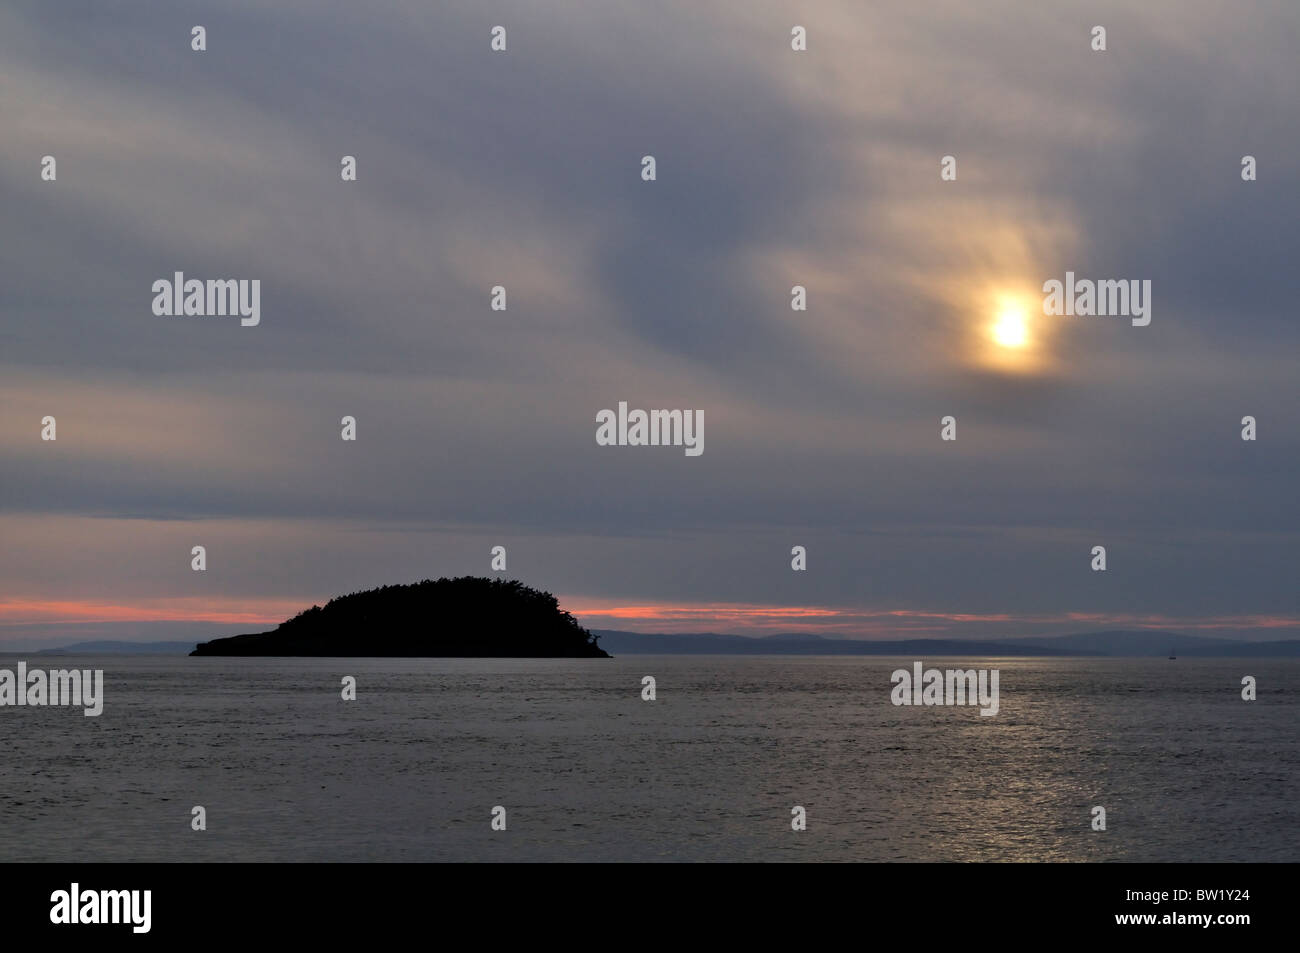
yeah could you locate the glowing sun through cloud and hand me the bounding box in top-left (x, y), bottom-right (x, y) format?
top-left (967, 288), bottom-right (1055, 376)
top-left (991, 305), bottom-right (1029, 349)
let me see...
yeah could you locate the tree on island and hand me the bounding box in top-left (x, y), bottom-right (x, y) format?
top-left (190, 577), bottom-right (610, 657)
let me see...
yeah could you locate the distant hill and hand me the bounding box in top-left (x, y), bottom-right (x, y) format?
top-left (191, 577), bottom-right (610, 658)
top-left (593, 629), bottom-right (1300, 657)
top-left (1005, 629), bottom-right (1300, 657)
top-left (36, 640), bottom-right (197, 655)
top-left (33, 624), bottom-right (1299, 659)
top-left (0, 620), bottom-right (250, 654)
top-left (591, 631), bottom-right (1086, 656)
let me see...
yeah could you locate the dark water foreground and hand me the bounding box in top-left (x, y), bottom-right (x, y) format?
top-left (2, 656), bottom-right (1295, 861)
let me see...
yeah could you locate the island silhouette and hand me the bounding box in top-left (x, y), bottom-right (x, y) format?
top-left (189, 576), bottom-right (611, 657)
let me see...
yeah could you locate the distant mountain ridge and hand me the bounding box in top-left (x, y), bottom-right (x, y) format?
top-left (35, 640), bottom-right (199, 655)
top-left (27, 627), bottom-right (1300, 658)
top-left (592, 629), bottom-right (1300, 657)
top-left (1007, 629), bottom-right (1273, 656)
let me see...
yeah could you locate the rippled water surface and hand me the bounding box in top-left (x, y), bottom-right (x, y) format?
top-left (2, 655), bottom-right (1296, 861)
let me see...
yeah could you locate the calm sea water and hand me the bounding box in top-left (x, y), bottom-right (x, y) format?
top-left (2, 655), bottom-right (1296, 862)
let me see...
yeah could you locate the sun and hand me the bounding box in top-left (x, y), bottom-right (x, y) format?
top-left (966, 286), bottom-right (1054, 376)
top-left (991, 306), bottom-right (1029, 349)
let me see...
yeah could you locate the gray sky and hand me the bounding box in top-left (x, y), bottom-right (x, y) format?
top-left (2, 0), bottom-right (1297, 645)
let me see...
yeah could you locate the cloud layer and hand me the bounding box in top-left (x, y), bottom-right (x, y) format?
top-left (2, 1), bottom-right (1297, 641)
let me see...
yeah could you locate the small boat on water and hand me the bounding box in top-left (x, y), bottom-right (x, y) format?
top-left (1168, 645), bottom-right (1177, 659)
